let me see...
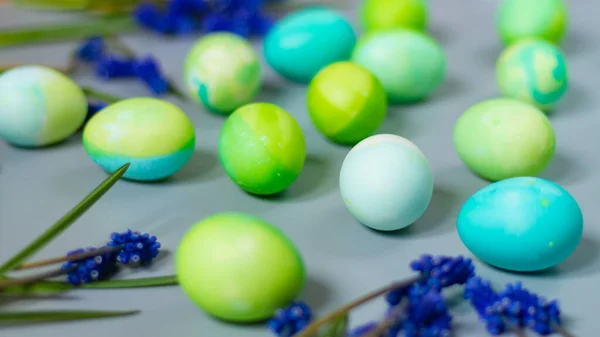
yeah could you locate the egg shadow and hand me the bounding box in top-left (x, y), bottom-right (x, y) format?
top-left (477, 42), bottom-right (503, 67)
top-left (429, 24), bottom-right (453, 46)
top-left (562, 29), bottom-right (592, 58)
top-left (539, 151), bottom-right (588, 185)
top-left (431, 75), bottom-right (467, 103)
top-left (550, 82), bottom-right (590, 117)
top-left (297, 275), bottom-right (333, 312)
top-left (168, 149), bottom-right (221, 183)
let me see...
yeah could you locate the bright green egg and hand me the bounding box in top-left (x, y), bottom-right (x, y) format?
top-left (183, 32), bottom-right (262, 115)
top-left (176, 212), bottom-right (306, 322)
top-left (351, 29), bottom-right (445, 103)
top-left (496, 0), bottom-right (568, 45)
top-left (0, 65), bottom-right (87, 147)
top-left (496, 39), bottom-right (568, 111)
top-left (360, 0), bottom-right (428, 32)
top-left (82, 98), bottom-right (195, 181)
top-left (307, 61), bottom-right (387, 145)
top-left (453, 98), bottom-right (555, 182)
top-left (219, 102), bottom-right (306, 195)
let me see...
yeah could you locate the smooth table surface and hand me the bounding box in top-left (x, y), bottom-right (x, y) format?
top-left (1, 1), bottom-right (599, 336)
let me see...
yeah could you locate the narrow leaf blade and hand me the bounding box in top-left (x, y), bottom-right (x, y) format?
top-left (0, 279), bottom-right (74, 295)
top-left (0, 310), bottom-right (140, 324)
top-left (316, 313), bottom-right (348, 337)
top-left (0, 163), bottom-right (130, 274)
top-left (81, 275), bottom-right (178, 289)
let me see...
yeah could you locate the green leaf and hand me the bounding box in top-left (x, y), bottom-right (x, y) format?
top-left (81, 86), bottom-right (124, 104)
top-left (0, 16), bottom-right (138, 48)
top-left (0, 309), bottom-right (140, 324)
top-left (0, 279), bottom-right (74, 295)
top-left (316, 313), bottom-right (348, 337)
top-left (0, 163), bottom-right (130, 275)
top-left (81, 275), bottom-right (178, 289)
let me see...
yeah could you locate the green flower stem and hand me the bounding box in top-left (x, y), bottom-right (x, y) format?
top-left (81, 275), bottom-right (178, 289)
top-left (82, 86), bottom-right (125, 103)
top-left (0, 266), bottom-right (74, 290)
top-left (12, 0), bottom-right (90, 10)
top-left (15, 245), bottom-right (124, 271)
top-left (0, 16), bottom-right (138, 48)
top-left (0, 309), bottom-right (140, 324)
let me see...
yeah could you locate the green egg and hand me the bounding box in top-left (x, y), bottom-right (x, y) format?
top-left (496, 39), bottom-right (568, 112)
top-left (219, 102), bottom-right (306, 195)
top-left (176, 212), bottom-right (306, 322)
top-left (453, 98), bottom-right (556, 182)
top-left (360, 0), bottom-right (428, 32)
top-left (307, 61), bottom-right (387, 145)
top-left (496, 0), bottom-right (568, 45)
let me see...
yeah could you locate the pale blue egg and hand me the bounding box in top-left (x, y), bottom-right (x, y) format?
top-left (340, 134), bottom-right (434, 231)
top-left (263, 7), bottom-right (356, 84)
top-left (458, 177), bottom-right (583, 272)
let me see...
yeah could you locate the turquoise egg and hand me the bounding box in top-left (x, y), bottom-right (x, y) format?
top-left (263, 7), bottom-right (357, 84)
top-left (457, 177), bottom-right (583, 272)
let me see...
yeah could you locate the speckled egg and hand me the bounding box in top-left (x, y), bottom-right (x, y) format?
top-left (340, 134), bottom-right (433, 231)
top-left (0, 65), bottom-right (87, 147)
top-left (458, 177), bottom-right (583, 272)
top-left (176, 212), bottom-right (306, 322)
top-left (453, 98), bottom-right (555, 182)
top-left (360, 0), bottom-right (428, 32)
top-left (496, 39), bottom-right (568, 111)
top-left (184, 33), bottom-right (261, 115)
top-left (351, 29), bottom-right (445, 103)
top-left (263, 7), bottom-right (357, 84)
top-left (82, 98), bottom-right (195, 181)
top-left (219, 102), bottom-right (306, 195)
top-left (496, 0), bottom-right (568, 45)
top-left (307, 61), bottom-right (387, 145)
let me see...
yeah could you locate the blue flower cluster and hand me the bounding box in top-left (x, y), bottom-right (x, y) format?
top-left (267, 301), bottom-right (312, 337)
top-left (85, 101), bottom-right (107, 122)
top-left (465, 277), bottom-right (562, 336)
top-left (133, 0), bottom-right (275, 37)
top-left (76, 37), bottom-right (170, 95)
top-left (62, 230), bottom-right (161, 286)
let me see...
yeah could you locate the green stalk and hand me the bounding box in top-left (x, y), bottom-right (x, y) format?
top-left (0, 310), bottom-right (140, 324)
top-left (82, 86), bottom-right (125, 104)
top-left (0, 16), bottom-right (138, 48)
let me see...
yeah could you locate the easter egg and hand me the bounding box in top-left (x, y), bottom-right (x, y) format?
top-left (496, 39), bottom-right (568, 111)
top-left (184, 32), bottom-right (261, 115)
top-left (360, 0), bottom-right (428, 32)
top-left (0, 65), bottom-right (87, 147)
top-left (83, 98), bottom-right (195, 181)
top-left (496, 0), bottom-right (567, 45)
top-left (458, 177), bottom-right (583, 272)
top-left (453, 98), bottom-right (555, 182)
top-left (307, 62), bottom-right (387, 145)
top-left (351, 29), bottom-right (445, 103)
top-left (219, 102), bottom-right (306, 195)
top-left (176, 212), bottom-right (305, 322)
top-left (263, 7), bottom-right (357, 84)
top-left (340, 134), bottom-right (433, 231)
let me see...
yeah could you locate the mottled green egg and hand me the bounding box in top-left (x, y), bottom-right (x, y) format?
top-left (184, 33), bottom-right (262, 115)
top-left (496, 39), bottom-right (568, 112)
top-left (351, 29), bottom-right (445, 103)
top-left (496, 0), bottom-right (567, 45)
top-left (176, 212), bottom-right (305, 322)
top-left (0, 65), bottom-right (87, 147)
top-left (360, 0), bottom-right (428, 32)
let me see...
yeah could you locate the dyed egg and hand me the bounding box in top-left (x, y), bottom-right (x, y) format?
top-left (176, 212), bottom-right (305, 322)
top-left (83, 98), bottom-right (195, 181)
top-left (0, 65), bottom-right (87, 147)
top-left (307, 62), bottom-right (387, 145)
top-left (340, 134), bottom-right (433, 231)
top-left (453, 98), bottom-right (555, 182)
top-left (351, 29), bottom-right (445, 103)
top-left (219, 102), bottom-right (306, 195)
top-left (263, 7), bottom-right (356, 84)
top-left (496, 39), bottom-right (568, 111)
top-left (360, 0), bottom-right (428, 32)
top-left (458, 177), bottom-right (583, 272)
top-left (496, 0), bottom-right (567, 45)
top-left (184, 33), bottom-right (261, 115)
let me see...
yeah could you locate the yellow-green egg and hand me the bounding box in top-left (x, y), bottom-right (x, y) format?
top-left (0, 65), bottom-right (87, 147)
top-left (360, 0), bottom-right (428, 32)
top-left (496, 39), bottom-right (568, 111)
top-left (184, 33), bottom-right (262, 115)
top-left (307, 61), bottom-right (387, 145)
top-left (82, 98), bottom-right (195, 181)
top-left (176, 212), bottom-right (305, 322)
top-left (496, 0), bottom-right (567, 45)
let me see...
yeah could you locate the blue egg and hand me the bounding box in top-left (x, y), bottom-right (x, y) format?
top-left (263, 7), bottom-right (357, 84)
top-left (457, 177), bottom-right (583, 272)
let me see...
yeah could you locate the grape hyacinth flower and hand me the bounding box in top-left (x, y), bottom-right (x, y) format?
top-left (133, 56), bottom-right (170, 95)
top-left (76, 36), bottom-right (106, 62)
top-left (268, 301), bottom-right (312, 337)
top-left (347, 322), bottom-right (378, 337)
top-left (464, 277), bottom-right (506, 335)
top-left (61, 247), bottom-right (118, 285)
top-left (96, 56), bottom-right (137, 79)
top-left (108, 229), bottom-right (161, 266)
top-left (402, 287), bottom-right (452, 337)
